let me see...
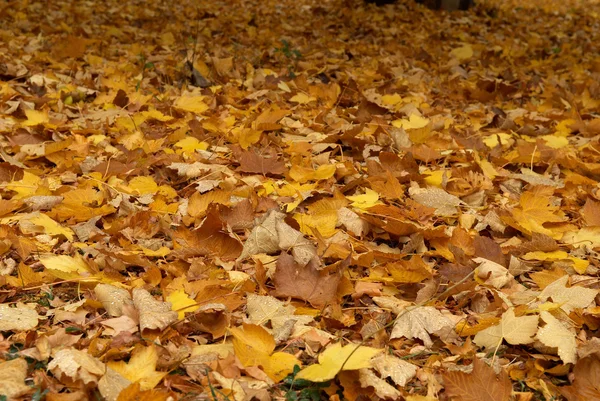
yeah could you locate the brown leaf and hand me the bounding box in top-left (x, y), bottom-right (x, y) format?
top-left (582, 198), bottom-right (600, 227)
top-left (443, 358), bottom-right (512, 401)
top-left (560, 355), bottom-right (600, 401)
top-left (271, 253), bottom-right (341, 307)
top-left (234, 147), bottom-right (286, 176)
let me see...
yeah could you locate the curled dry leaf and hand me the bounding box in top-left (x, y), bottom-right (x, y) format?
top-left (371, 353), bottom-right (418, 387)
top-left (94, 283), bottom-right (133, 317)
top-left (132, 288), bottom-right (178, 332)
top-left (474, 257), bottom-right (513, 289)
top-left (390, 306), bottom-right (454, 348)
top-left (237, 210), bottom-right (317, 267)
top-left (359, 368), bottom-right (402, 399)
top-left (48, 348), bottom-right (105, 385)
top-left (0, 358), bottom-right (30, 399)
top-left (0, 304), bottom-right (39, 331)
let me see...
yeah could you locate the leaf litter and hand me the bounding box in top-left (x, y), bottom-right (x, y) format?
top-left (0, 0), bottom-right (600, 399)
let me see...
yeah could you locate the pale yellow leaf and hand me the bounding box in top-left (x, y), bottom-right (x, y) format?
top-left (0, 304), bottom-right (39, 331)
top-left (536, 311), bottom-right (576, 364)
top-left (473, 308), bottom-right (538, 349)
top-left (107, 345), bottom-right (167, 390)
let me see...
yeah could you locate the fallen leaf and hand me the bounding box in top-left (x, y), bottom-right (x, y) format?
top-left (94, 284), bottom-right (133, 317)
top-left (538, 276), bottom-right (598, 314)
top-left (443, 358), bottom-right (511, 401)
top-left (559, 355), bottom-right (600, 400)
top-left (107, 345), bottom-right (167, 391)
top-left (296, 342), bottom-right (382, 382)
top-left (0, 304), bottom-right (39, 331)
top-left (0, 358), bottom-right (30, 399)
top-left (536, 311), bottom-right (577, 364)
top-left (271, 253), bottom-right (341, 307)
top-left (132, 288), bottom-right (178, 332)
top-left (48, 348), bottom-right (105, 385)
top-left (474, 308), bottom-right (538, 350)
top-left (390, 306), bottom-right (454, 347)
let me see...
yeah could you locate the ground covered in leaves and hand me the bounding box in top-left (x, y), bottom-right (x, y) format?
top-left (1, 0), bottom-right (600, 400)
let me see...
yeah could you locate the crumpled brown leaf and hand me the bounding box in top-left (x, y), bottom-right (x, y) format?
top-left (132, 288), bottom-right (178, 332)
top-left (237, 210), bottom-right (317, 266)
top-left (271, 253), bottom-right (342, 307)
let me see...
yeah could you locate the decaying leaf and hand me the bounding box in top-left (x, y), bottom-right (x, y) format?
top-left (132, 288), bottom-right (178, 332)
top-left (0, 304), bottom-right (39, 331)
top-left (94, 283), bottom-right (133, 317)
top-left (237, 210), bottom-right (317, 266)
top-left (48, 348), bottom-right (105, 385)
top-left (271, 252), bottom-right (341, 307)
top-left (0, 358), bottom-right (30, 399)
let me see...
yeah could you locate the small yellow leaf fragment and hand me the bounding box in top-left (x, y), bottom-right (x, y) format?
top-left (347, 188), bottom-right (382, 210)
top-left (166, 289), bottom-right (198, 319)
top-left (296, 343), bottom-right (382, 382)
top-left (392, 114), bottom-right (430, 130)
top-left (521, 250), bottom-right (568, 261)
top-left (290, 93), bottom-right (316, 104)
top-left (450, 44), bottom-right (474, 61)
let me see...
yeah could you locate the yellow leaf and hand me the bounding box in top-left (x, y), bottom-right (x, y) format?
top-left (562, 227), bottom-right (600, 248)
top-left (230, 323), bottom-right (300, 382)
top-left (393, 114), bottom-right (430, 130)
top-left (554, 119), bottom-right (576, 136)
top-left (234, 127), bottom-right (262, 149)
top-left (294, 210), bottom-right (337, 238)
top-left (26, 213), bottom-right (74, 240)
top-left (290, 93), bottom-right (316, 104)
top-left (423, 170), bottom-right (445, 188)
top-left (51, 187), bottom-right (115, 222)
top-left (5, 171), bottom-right (49, 199)
top-left (173, 95), bottom-right (209, 114)
top-left (160, 32), bottom-right (175, 46)
top-left (174, 137), bottom-right (209, 154)
top-left (127, 176), bottom-right (159, 195)
top-left (509, 188), bottom-right (565, 236)
top-left (381, 93), bottom-right (402, 106)
top-left (450, 44), bottom-right (474, 61)
top-left (347, 188), bottom-right (382, 210)
top-left (140, 246), bottom-right (171, 257)
top-left (289, 164), bottom-right (336, 183)
top-left (187, 190), bottom-right (230, 218)
top-left (166, 289), bottom-right (198, 319)
top-left (521, 250), bottom-right (568, 261)
top-left (541, 135), bottom-right (569, 149)
top-left (296, 343), bottom-right (382, 382)
top-left (40, 254), bottom-right (95, 281)
top-left (107, 345), bottom-right (167, 391)
top-left (23, 109), bottom-right (50, 126)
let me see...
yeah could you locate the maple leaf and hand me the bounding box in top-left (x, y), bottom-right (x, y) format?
top-left (271, 252), bottom-right (342, 307)
top-left (473, 308), bottom-right (538, 350)
top-left (443, 358), bottom-right (512, 401)
top-left (508, 186), bottom-right (565, 236)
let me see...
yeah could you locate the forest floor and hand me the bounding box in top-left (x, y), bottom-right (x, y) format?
top-left (1, 0), bottom-right (600, 400)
